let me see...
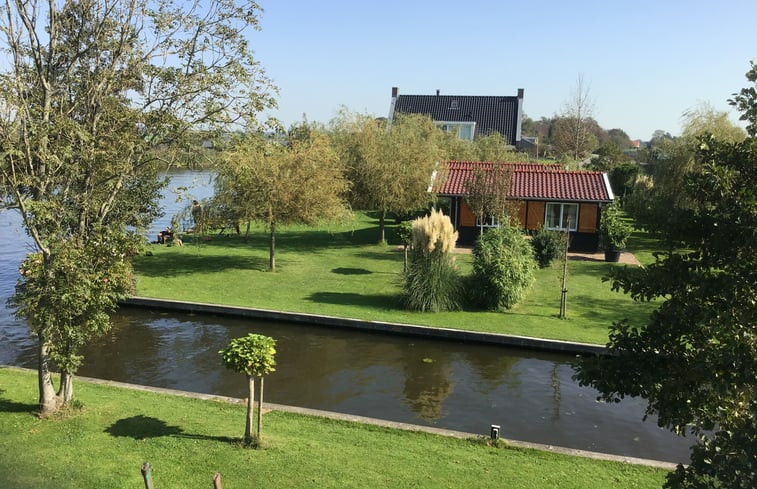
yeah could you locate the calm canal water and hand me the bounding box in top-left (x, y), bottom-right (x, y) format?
top-left (0, 170), bottom-right (693, 463)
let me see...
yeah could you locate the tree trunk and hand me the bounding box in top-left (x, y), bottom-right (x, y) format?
top-left (379, 210), bottom-right (386, 244)
top-left (245, 221), bottom-right (251, 240)
top-left (269, 223), bottom-right (276, 271)
top-left (57, 371), bottom-right (74, 406)
top-left (245, 375), bottom-right (254, 443)
top-left (256, 376), bottom-right (264, 442)
top-left (37, 338), bottom-right (58, 417)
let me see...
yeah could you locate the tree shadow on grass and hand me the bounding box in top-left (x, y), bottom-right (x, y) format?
top-left (307, 291), bottom-right (401, 309)
top-left (355, 250), bottom-right (404, 262)
top-left (134, 254), bottom-right (268, 278)
top-left (0, 394), bottom-right (37, 414)
top-left (105, 415), bottom-right (236, 443)
top-left (332, 267), bottom-right (372, 275)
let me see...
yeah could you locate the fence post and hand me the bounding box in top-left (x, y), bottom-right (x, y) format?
top-left (141, 462), bottom-right (154, 489)
top-left (213, 472), bottom-right (223, 489)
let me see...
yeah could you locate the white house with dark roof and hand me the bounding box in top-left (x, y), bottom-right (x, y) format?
top-left (388, 87), bottom-right (524, 147)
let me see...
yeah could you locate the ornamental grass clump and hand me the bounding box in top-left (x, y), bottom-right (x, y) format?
top-left (471, 224), bottom-right (536, 311)
top-left (402, 209), bottom-right (461, 312)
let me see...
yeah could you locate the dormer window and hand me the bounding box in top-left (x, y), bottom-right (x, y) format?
top-left (435, 121), bottom-right (475, 141)
top-left (450, 100), bottom-right (459, 109)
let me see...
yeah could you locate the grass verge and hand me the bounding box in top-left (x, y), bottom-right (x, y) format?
top-left (0, 368), bottom-right (668, 488)
top-left (133, 212), bottom-right (659, 345)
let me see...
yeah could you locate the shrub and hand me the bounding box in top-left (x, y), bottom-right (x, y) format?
top-left (471, 224), bottom-right (536, 311)
top-left (600, 200), bottom-right (632, 250)
top-left (530, 228), bottom-right (565, 268)
top-left (402, 209), bottom-right (461, 312)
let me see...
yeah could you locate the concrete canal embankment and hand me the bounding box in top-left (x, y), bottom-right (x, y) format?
top-left (121, 296), bottom-right (608, 356)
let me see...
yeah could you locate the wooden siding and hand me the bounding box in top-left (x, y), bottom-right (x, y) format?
top-left (578, 203), bottom-right (598, 233)
top-left (513, 200), bottom-right (526, 228)
top-left (526, 201), bottom-right (545, 230)
top-left (460, 200), bottom-right (476, 227)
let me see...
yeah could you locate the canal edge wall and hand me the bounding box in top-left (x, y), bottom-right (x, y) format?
top-left (0, 366), bottom-right (677, 470)
top-left (121, 297), bottom-right (608, 356)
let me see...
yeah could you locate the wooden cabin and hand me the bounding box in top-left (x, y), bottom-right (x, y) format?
top-left (436, 161), bottom-right (615, 251)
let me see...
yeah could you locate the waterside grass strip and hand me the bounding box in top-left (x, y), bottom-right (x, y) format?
top-left (121, 296), bottom-right (608, 356)
top-left (1, 366), bottom-right (675, 470)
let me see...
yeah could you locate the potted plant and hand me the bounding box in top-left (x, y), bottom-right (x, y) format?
top-left (600, 200), bottom-right (632, 262)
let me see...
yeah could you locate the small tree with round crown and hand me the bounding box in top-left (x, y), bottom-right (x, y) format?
top-left (220, 334), bottom-right (277, 446)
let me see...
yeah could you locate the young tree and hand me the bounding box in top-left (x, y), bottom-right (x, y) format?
top-left (217, 128), bottom-right (348, 271)
top-left (219, 334), bottom-right (277, 445)
top-left (573, 64), bottom-right (757, 489)
top-left (332, 112), bottom-right (443, 243)
top-left (0, 0), bottom-right (275, 416)
top-left (462, 162), bottom-right (515, 233)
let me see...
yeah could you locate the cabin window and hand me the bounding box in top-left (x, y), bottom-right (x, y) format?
top-left (545, 203), bottom-right (578, 231)
top-left (475, 215), bottom-right (500, 228)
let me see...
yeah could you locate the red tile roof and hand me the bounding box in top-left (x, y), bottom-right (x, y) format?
top-left (437, 161), bottom-right (613, 202)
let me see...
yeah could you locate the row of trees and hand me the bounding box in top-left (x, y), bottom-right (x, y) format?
top-left (205, 112), bottom-right (527, 270)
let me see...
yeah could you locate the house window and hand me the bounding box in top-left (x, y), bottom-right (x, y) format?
top-left (545, 203), bottom-right (578, 231)
top-left (435, 121), bottom-right (475, 141)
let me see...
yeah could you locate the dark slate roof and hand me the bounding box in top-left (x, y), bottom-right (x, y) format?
top-left (393, 94), bottom-right (520, 143)
top-left (437, 161), bottom-right (613, 202)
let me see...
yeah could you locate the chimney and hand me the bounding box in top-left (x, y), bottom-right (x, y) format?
top-left (391, 86), bottom-right (399, 98)
top-left (517, 88), bottom-right (524, 99)
top-left (436, 89), bottom-right (440, 96)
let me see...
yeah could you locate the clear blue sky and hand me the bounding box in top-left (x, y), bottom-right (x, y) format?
top-left (249, 0), bottom-right (757, 141)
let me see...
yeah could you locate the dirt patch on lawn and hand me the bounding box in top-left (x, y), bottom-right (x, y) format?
top-left (451, 246), bottom-right (641, 266)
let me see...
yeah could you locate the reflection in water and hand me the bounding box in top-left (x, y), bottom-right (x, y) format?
top-left (401, 345), bottom-right (455, 422)
top-left (551, 363), bottom-right (561, 421)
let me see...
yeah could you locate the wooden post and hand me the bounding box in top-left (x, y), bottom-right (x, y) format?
top-left (213, 472), bottom-right (223, 489)
top-left (245, 376), bottom-right (254, 443)
top-left (256, 376), bottom-right (264, 441)
top-left (559, 222), bottom-right (571, 319)
top-left (141, 462), bottom-right (154, 489)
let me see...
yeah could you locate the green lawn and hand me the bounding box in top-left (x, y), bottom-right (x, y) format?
top-left (0, 368), bottom-right (669, 489)
top-left (134, 213), bottom-right (658, 345)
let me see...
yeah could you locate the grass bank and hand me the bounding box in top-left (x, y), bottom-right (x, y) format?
top-left (134, 213), bottom-right (657, 345)
top-left (0, 368), bottom-right (668, 488)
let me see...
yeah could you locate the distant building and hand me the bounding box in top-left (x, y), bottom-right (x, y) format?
top-left (388, 87), bottom-right (524, 147)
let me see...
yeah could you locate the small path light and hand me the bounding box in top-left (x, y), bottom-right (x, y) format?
top-left (490, 424), bottom-right (500, 440)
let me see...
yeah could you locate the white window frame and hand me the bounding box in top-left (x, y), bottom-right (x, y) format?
top-left (545, 203), bottom-right (579, 231)
top-left (435, 121), bottom-right (476, 141)
top-left (475, 215), bottom-right (500, 228)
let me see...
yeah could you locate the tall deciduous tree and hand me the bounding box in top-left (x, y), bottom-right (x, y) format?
top-left (573, 64), bottom-right (757, 489)
top-left (217, 128), bottom-right (348, 271)
top-left (332, 112), bottom-right (443, 243)
top-left (0, 0), bottom-right (275, 416)
top-left (552, 75), bottom-right (597, 161)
